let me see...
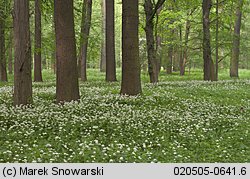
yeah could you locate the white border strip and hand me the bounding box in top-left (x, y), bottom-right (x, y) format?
top-left (0, 163), bottom-right (249, 178)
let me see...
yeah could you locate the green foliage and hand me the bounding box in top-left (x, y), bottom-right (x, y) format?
top-left (141, 0), bottom-right (250, 70)
top-left (2, 0), bottom-right (250, 73)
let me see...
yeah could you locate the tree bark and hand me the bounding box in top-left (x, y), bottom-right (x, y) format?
top-left (51, 9), bottom-right (56, 74)
top-left (106, 0), bottom-right (116, 81)
top-left (155, 6), bottom-right (162, 74)
top-left (202, 0), bottom-right (215, 81)
top-left (180, 18), bottom-right (190, 76)
top-left (178, 26), bottom-right (183, 73)
top-left (144, 0), bottom-right (158, 83)
top-left (215, 0), bottom-right (219, 81)
top-left (121, 0), bottom-right (142, 95)
top-left (166, 29), bottom-right (175, 74)
top-left (79, 0), bottom-right (92, 81)
top-left (230, 0), bottom-right (243, 78)
top-left (172, 45), bottom-right (179, 72)
top-left (51, 52), bottom-right (56, 74)
top-left (0, 4), bottom-right (7, 82)
top-left (166, 43), bottom-right (173, 74)
top-left (77, 1), bottom-right (86, 79)
top-left (34, 0), bottom-right (43, 82)
top-left (54, 0), bottom-right (80, 103)
top-left (8, 30), bottom-right (13, 74)
top-left (13, 0), bottom-right (32, 105)
top-left (100, 0), bottom-right (106, 72)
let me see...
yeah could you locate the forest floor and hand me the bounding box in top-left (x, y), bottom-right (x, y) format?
top-left (0, 69), bottom-right (250, 162)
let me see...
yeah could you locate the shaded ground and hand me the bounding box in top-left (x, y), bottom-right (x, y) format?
top-left (0, 69), bottom-right (249, 162)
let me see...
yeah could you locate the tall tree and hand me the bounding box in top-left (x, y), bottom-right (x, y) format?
top-left (100, 0), bottom-right (106, 72)
top-left (144, 0), bottom-right (159, 83)
top-left (78, 0), bottom-right (92, 81)
top-left (180, 11), bottom-right (192, 76)
top-left (172, 44), bottom-right (179, 72)
top-left (106, 0), bottom-right (116, 81)
top-left (155, 6), bottom-right (163, 74)
top-left (13, 0), bottom-right (32, 105)
top-left (166, 29), bottom-right (175, 74)
top-left (7, 0), bottom-right (13, 75)
top-left (121, 0), bottom-right (142, 95)
top-left (34, 0), bottom-right (43, 82)
top-left (178, 26), bottom-right (183, 74)
top-left (54, 0), bottom-right (80, 103)
top-left (143, 0), bottom-right (166, 83)
top-left (0, 1), bottom-right (7, 82)
top-left (8, 29), bottom-right (13, 74)
top-left (202, 0), bottom-right (215, 81)
top-left (215, 0), bottom-right (219, 81)
top-left (51, 6), bottom-right (56, 75)
top-left (230, 0), bottom-right (243, 78)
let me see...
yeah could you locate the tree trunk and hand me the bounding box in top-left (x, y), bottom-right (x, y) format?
top-left (215, 0), bottom-right (219, 81)
top-left (77, 0), bottom-right (87, 78)
top-left (230, 0), bottom-right (243, 78)
top-left (51, 10), bottom-right (56, 74)
top-left (178, 26), bottom-right (183, 74)
top-left (166, 29), bottom-right (175, 74)
top-left (121, 0), bottom-right (142, 95)
top-left (180, 18), bottom-right (190, 76)
top-left (79, 0), bottom-right (92, 81)
top-left (172, 45), bottom-right (179, 72)
top-left (0, 5), bottom-right (7, 82)
top-left (144, 0), bottom-right (158, 83)
top-left (100, 0), bottom-right (106, 72)
top-left (34, 0), bottom-right (43, 82)
top-left (166, 43), bottom-right (173, 74)
top-left (13, 0), bottom-right (32, 105)
top-left (54, 0), bottom-right (80, 103)
top-left (51, 52), bottom-right (56, 73)
top-left (106, 0), bottom-right (116, 82)
top-left (202, 0), bottom-right (215, 81)
top-left (155, 6), bottom-right (163, 74)
top-left (156, 36), bottom-right (162, 73)
top-left (8, 30), bottom-right (13, 74)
